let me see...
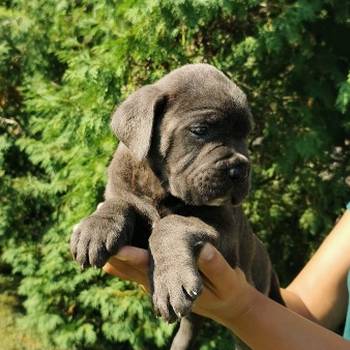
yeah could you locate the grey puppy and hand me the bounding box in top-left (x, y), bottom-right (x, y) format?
top-left (70, 64), bottom-right (284, 350)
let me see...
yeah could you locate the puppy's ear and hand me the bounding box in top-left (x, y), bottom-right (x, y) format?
top-left (111, 85), bottom-right (167, 161)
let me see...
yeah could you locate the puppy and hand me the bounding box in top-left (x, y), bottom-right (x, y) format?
top-left (70, 64), bottom-right (284, 350)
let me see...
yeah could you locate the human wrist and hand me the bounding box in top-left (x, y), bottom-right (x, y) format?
top-left (215, 280), bottom-right (261, 330)
top-left (219, 285), bottom-right (273, 336)
top-left (195, 244), bottom-right (265, 330)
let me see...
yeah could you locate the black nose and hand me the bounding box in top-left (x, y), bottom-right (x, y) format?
top-left (228, 163), bottom-right (249, 181)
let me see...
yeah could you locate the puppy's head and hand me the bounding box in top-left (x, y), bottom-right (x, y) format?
top-left (112, 64), bottom-right (253, 206)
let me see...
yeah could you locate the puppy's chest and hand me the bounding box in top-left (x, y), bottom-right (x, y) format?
top-left (129, 196), bottom-right (185, 248)
top-left (158, 199), bottom-right (239, 241)
top-left (156, 195), bottom-right (186, 217)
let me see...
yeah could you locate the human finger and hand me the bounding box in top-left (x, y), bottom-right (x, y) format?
top-left (197, 244), bottom-right (235, 287)
top-left (115, 245), bottom-right (150, 269)
top-left (103, 246), bottom-right (150, 289)
top-left (197, 243), bottom-right (249, 298)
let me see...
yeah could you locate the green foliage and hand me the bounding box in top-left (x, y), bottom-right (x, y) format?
top-left (0, 0), bottom-right (349, 348)
top-left (0, 273), bottom-right (51, 350)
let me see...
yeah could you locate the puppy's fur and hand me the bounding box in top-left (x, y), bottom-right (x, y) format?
top-left (70, 64), bottom-right (284, 350)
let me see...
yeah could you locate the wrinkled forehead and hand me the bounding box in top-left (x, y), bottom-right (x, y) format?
top-left (156, 64), bottom-right (249, 117)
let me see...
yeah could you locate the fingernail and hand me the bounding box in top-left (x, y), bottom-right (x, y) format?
top-left (115, 254), bottom-right (128, 262)
top-left (200, 244), bottom-right (215, 261)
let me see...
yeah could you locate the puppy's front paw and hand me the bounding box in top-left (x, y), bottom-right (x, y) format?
top-left (152, 263), bottom-right (202, 323)
top-left (70, 214), bottom-right (132, 268)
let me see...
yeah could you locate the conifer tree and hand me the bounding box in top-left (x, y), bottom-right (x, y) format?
top-left (0, 1), bottom-right (349, 349)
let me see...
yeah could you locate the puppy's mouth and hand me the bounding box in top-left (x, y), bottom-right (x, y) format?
top-left (206, 195), bottom-right (231, 206)
top-left (168, 167), bottom-right (249, 207)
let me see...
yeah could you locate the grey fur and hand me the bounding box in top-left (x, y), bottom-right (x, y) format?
top-left (70, 64), bottom-right (283, 350)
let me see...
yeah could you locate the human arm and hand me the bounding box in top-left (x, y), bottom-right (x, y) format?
top-left (194, 243), bottom-right (350, 350)
top-left (103, 208), bottom-right (350, 349)
top-left (282, 208), bottom-right (350, 329)
top-left (103, 241), bottom-right (350, 350)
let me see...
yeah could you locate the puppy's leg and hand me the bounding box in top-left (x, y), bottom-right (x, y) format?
top-left (149, 214), bottom-right (218, 322)
top-left (70, 199), bottom-right (135, 268)
top-left (170, 314), bottom-right (204, 350)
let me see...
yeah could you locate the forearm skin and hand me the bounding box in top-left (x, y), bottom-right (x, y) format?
top-left (223, 287), bottom-right (349, 350)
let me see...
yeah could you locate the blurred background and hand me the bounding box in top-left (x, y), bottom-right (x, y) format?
top-left (0, 0), bottom-right (349, 349)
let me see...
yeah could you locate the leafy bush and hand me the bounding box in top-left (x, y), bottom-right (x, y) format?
top-left (0, 0), bottom-right (349, 349)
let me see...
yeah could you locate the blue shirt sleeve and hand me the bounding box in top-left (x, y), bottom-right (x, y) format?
top-left (343, 272), bottom-right (350, 340)
top-left (343, 203), bottom-right (350, 339)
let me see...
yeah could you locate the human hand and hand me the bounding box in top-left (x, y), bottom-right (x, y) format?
top-left (103, 244), bottom-right (256, 328)
top-left (103, 245), bottom-right (151, 291)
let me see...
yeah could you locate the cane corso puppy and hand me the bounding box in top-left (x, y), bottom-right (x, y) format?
top-left (70, 64), bottom-right (284, 350)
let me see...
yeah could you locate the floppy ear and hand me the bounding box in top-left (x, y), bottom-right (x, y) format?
top-left (111, 84), bottom-right (167, 161)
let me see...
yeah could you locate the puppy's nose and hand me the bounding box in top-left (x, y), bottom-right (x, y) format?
top-left (228, 162), bottom-right (249, 181)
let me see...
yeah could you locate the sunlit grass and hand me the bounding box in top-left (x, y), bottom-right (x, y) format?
top-left (0, 275), bottom-right (45, 350)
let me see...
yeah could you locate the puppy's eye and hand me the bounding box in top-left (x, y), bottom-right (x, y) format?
top-left (189, 126), bottom-right (209, 137)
